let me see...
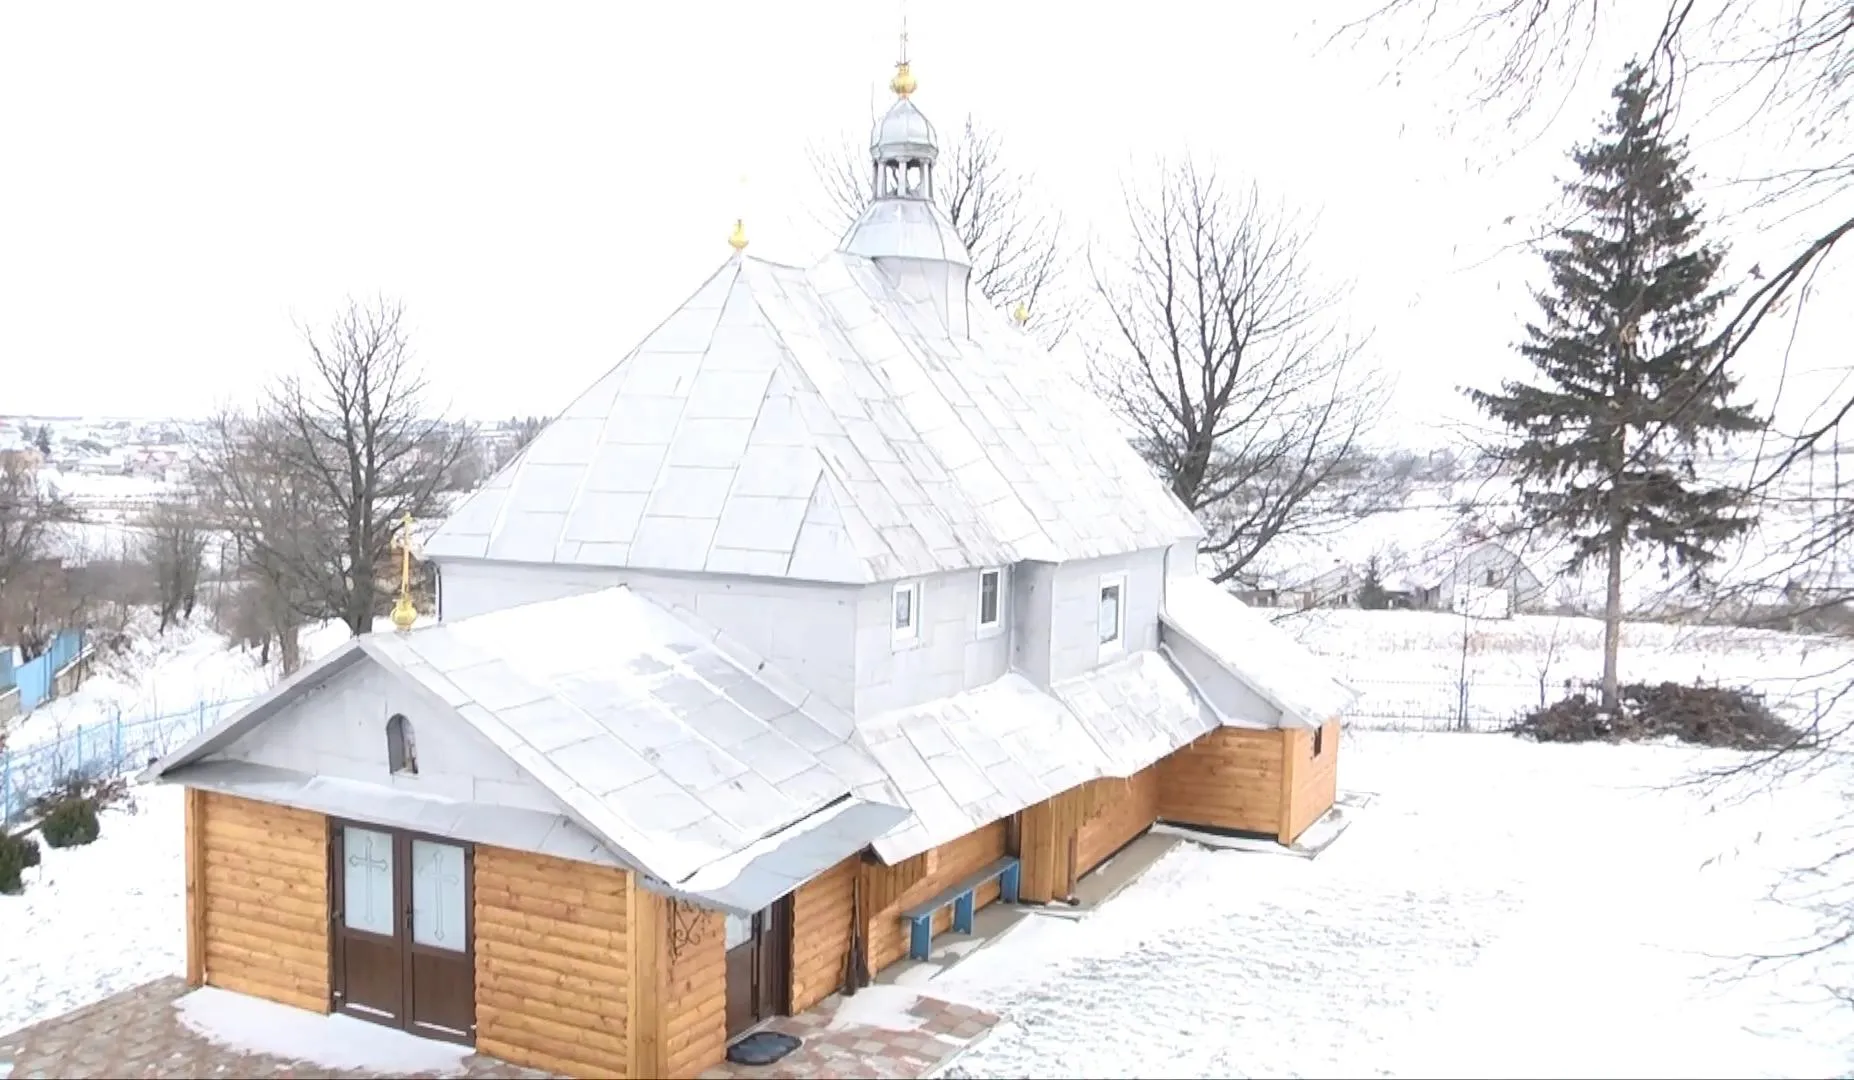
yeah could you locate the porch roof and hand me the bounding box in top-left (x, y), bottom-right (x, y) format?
top-left (856, 649), bottom-right (1219, 864)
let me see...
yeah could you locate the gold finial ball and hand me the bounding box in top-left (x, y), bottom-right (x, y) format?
top-left (390, 595), bottom-right (419, 633)
top-left (889, 61), bottom-right (917, 98)
top-left (728, 219), bottom-right (748, 252)
top-left (1011, 302), bottom-right (1030, 325)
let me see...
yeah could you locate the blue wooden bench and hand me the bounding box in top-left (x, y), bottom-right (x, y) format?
top-left (899, 855), bottom-right (1022, 961)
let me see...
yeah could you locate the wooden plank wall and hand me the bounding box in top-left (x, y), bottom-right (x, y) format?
top-left (1281, 720), bottom-right (1341, 843)
top-left (195, 791), bottom-right (329, 1013)
top-left (1018, 786), bottom-right (1088, 903)
top-left (789, 858), bottom-right (857, 1014)
top-left (472, 847), bottom-right (630, 1078)
top-left (660, 901), bottom-right (727, 1078)
top-left (1074, 767), bottom-right (1161, 875)
top-left (1156, 728), bottom-right (1287, 835)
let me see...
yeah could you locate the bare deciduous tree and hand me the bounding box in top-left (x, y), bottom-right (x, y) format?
top-left (1089, 160), bottom-right (1391, 582)
top-left (264, 298), bottom-right (472, 637)
top-left (197, 411), bottom-right (319, 674)
top-left (816, 115), bottom-right (1073, 342)
top-left (0, 454), bottom-right (75, 658)
top-left (141, 497), bottom-right (209, 632)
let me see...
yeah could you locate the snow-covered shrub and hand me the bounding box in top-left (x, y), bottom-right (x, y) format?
top-left (1514, 682), bottom-right (1799, 750)
top-left (37, 796), bottom-right (100, 849)
top-left (0, 830), bottom-right (40, 893)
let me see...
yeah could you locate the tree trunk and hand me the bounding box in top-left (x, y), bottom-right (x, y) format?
top-left (279, 624), bottom-right (302, 676)
top-left (1601, 527), bottom-right (1625, 712)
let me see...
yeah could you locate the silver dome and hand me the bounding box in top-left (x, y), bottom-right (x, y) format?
top-left (871, 98), bottom-right (937, 164)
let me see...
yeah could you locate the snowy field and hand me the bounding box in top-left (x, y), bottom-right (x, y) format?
top-left (5, 732), bottom-right (1852, 1080)
top-left (1283, 609), bottom-right (1854, 731)
top-left (930, 732), bottom-right (1854, 1079)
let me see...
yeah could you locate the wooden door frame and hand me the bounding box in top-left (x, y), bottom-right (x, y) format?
top-left (326, 817), bottom-right (476, 1045)
top-left (763, 894), bottom-right (793, 1019)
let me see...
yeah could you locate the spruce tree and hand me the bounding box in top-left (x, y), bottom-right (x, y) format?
top-left (1469, 61), bottom-right (1763, 711)
top-left (1357, 557), bottom-right (1392, 610)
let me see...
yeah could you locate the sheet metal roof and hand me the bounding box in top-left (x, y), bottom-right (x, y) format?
top-left (1162, 575), bottom-right (1359, 727)
top-left (858, 649), bottom-right (1220, 864)
top-left (144, 587), bottom-right (908, 913)
top-left (424, 251), bottom-right (1202, 582)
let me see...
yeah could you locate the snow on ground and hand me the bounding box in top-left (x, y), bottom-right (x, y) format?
top-left (4, 611), bottom-right (376, 754)
top-left (4, 733), bottom-right (1852, 1077)
top-left (1280, 608), bottom-right (1854, 730)
top-left (0, 784), bottom-right (183, 1035)
top-left (175, 987), bottom-right (473, 1075)
top-left (934, 732), bottom-right (1854, 1079)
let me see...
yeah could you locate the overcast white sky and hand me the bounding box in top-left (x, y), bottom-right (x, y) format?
top-left (1, 1), bottom-right (1844, 444)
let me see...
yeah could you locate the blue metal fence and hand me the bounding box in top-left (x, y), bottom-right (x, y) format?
top-left (0, 694), bottom-right (254, 824)
top-left (6, 630), bottom-right (87, 712)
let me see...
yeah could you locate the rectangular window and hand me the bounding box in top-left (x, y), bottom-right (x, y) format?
top-left (1098, 575), bottom-right (1125, 648)
top-left (893, 581), bottom-right (920, 642)
top-left (1312, 726), bottom-right (1325, 757)
top-left (978, 568), bottom-right (1002, 629)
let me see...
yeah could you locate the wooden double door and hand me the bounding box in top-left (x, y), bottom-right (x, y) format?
top-left (724, 899), bottom-right (791, 1040)
top-left (330, 822), bottom-right (476, 1044)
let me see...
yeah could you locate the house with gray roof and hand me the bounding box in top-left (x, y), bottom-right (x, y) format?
top-left (139, 47), bottom-right (1356, 1080)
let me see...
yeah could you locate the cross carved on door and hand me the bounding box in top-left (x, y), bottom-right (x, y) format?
top-left (420, 848), bottom-right (463, 944)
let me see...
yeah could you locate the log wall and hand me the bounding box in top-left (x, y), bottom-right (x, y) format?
top-left (472, 846), bottom-right (631, 1078)
top-left (1156, 727), bottom-right (1287, 835)
top-left (864, 821), bottom-right (1010, 974)
top-left (789, 858), bottom-right (857, 1013)
top-left (789, 821), bottom-right (1012, 994)
top-left (193, 791), bottom-right (329, 1013)
top-left (659, 900), bottom-right (726, 1078)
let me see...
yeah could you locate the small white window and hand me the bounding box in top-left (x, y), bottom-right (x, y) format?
top-left (1098, 574), bottom-right (1126, 649)
top-left (892, 581), bottom-right (921, 643)
top-left (978, 568), bottom-right (1003, 630)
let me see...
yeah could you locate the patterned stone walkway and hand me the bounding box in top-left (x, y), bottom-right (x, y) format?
top-left (699, 994), bottom-right (998, 1080)
top-left (0, 978), bottom-right (995, 1079)
top-left (0, 978), bottom-right (547, 1079)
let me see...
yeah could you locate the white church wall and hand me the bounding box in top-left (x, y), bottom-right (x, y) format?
top-left (436, 558), bottom-right (858, 712)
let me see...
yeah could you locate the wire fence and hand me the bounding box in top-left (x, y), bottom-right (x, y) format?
top-left (1341, 675), bottom-right (1825, 734)
top-left (0, 696), bottom-right (256, 825)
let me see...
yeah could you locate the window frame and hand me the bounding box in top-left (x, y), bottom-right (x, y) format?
top-left (892, 580), bottom-right (922, 645)
top-left (977, 567), bottom-right (1004, 634)
top-left (1097, 571), bottom-right (1128, 654)
top-left (386, 713), bottom-right (419, 776)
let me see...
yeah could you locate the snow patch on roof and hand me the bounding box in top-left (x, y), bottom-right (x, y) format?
top-left (1162, 576), bottom-right (1357, 726)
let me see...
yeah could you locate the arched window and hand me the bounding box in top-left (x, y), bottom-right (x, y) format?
top-left (387, 713), bottom-right (418, 776)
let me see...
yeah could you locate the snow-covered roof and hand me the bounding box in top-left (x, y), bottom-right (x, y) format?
top-left (424, 251), bottom-right (1202, 583)
top-left (142, 587), bottom-right (908, 914)
top-left (1162, 575), bottom-right (1358, 727)
top-left (857, 649), bottom-right (1219, 863)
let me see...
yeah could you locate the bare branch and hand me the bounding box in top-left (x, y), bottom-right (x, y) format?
top-left (1087, 159), bottom-right (1392, 582)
